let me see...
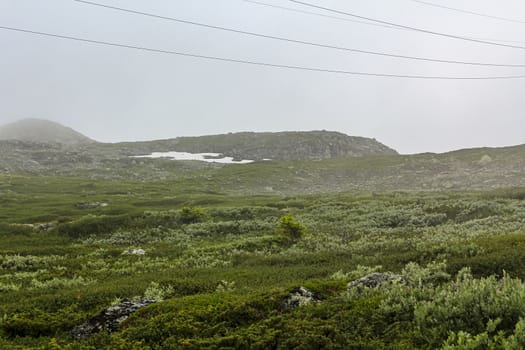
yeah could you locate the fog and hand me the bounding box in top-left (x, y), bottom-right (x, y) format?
top-left (1, 0), bottom-right (525, 154)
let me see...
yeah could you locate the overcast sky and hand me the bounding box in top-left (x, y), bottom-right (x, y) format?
top-left (1, 0), bottom-right (525, 154)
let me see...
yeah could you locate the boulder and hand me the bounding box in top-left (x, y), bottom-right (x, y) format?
top-left (71, 298), bottom-right (157, 339)
top-left (75, 202), bottom-right (108, 209)
top-left (123, 248), bottom-right (146, 255)
top-left (347, 273), bottom-right (406, 291)
top-left (284, 286), bottom-right (321, 309)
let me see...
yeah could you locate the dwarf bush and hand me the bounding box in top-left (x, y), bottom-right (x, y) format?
top-left (278, 214), bottom-right (306, 241)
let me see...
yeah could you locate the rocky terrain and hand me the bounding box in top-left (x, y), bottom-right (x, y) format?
top-left (115, 130), bottom-right (398, 160)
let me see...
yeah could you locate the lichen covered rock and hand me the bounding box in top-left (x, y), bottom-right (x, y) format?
top-left (347, 273), bottom-right (406, 291)
top-left (284, 286), bottom-right (321, 309)
top-left (71, 298), bottom-right (157, 339)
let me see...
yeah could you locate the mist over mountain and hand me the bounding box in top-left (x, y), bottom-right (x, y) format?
top-left (0, 119), bottom-right (95, 145)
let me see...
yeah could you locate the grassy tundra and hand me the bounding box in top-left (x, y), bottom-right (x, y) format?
top-left (1, 174), bottom-right (525, 349)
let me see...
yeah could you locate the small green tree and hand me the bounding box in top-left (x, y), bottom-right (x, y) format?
top-left (178, 206), bottom-right (207, 224)
top-left (278, 214), bottom-right (305, 241)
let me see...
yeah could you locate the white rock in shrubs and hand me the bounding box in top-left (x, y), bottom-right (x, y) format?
top-left (284, 286), bottom-right (321, 308)
top-left (123, 248), bottom-right (146, 255)
top-left (347, 272), bottom-right (406, 292)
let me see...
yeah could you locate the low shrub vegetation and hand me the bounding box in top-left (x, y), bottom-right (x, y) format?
top-left (1, 174), bottom-right (525, 348)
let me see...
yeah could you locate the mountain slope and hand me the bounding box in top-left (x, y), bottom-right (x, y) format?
top-left (0, 119), bottom-right (95, 144)
top-left (202, 144), bottom-right (525, 193)
top-left (2, 119), bottom-right (525, 193)
top-left (116, 131), bottom-right (398, 160)
top-left (1, 138), bottom-right (525, 193)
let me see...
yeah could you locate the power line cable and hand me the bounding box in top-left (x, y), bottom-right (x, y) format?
top-left (289, 0), bottom-right (525, 50)
top-left (408, 0), bottom-right (525, 25)
top-left (2, 25), bottom-right (525, 80)
top-left (244, 0), bottom-right (525, 45)
top-left (71, 0), bottom-right (525, 68)
top-left (242, 0), bottom-right (399, 30)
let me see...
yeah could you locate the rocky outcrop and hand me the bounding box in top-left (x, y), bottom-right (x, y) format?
top-left (284, 287), bottom-right (322, 309)
top-left (71, 299), bottom-right (157, 339)
top-left (347, 273), bottom-right (406, 292)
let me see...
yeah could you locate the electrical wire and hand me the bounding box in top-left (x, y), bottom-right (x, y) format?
top-left (2, 25), bottom-right (525, 80)
top-left (289, 0), bottom-right (525, 50)
top-left (71, 0), bottom-right (525, 68)
top-left (408, 0), bottom-right (525, 25)
top-left (242, 0), bottom-right (399, 30)
top-left (244, 0), bottom-right (525, 45)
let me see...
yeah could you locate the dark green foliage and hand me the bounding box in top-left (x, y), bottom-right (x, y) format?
top-left (54, 215), bottom-right (131, 238)
top-left (448, 233), bottom-right (525, 278)
top-left (0, 223), bottom-right (33, 236)
top-left (483, 187), bottom-right (525, 200)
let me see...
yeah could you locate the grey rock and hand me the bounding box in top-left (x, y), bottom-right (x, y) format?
top-left (347, 273), bottom-right (406, 291)
top-left (71, 298), bottom-right (157, 340)
top-left (123, 248), bottom-right (146, 255)
top-left (284, 286), bottom-right (321, 309)
top-left (75, 202), bottom-right (108, 209)
top-left (38, 223), bottom-right (54, 232)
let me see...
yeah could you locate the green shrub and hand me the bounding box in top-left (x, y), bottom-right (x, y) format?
top-left (413, 269), bottom-right (525, 347)
top-left (144, 281), bottom-right (174, 301)
top-left (278, 214), bottom-right (305, 241)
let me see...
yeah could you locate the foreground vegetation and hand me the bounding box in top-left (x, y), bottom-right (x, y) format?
top-left (1, 174), bottom-right (525, 349)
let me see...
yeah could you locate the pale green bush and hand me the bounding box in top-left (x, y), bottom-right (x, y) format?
top-left (331, 265), bottom-right (383, 281)
top-left (30, 276), bottom-right (94, 289)
top-left (413, 269), bottom-right (525, 347)
top-left (0, 254), bottom-right (64, 271)
top-left (215, 280), bottom-right (236, 293)
top-left (144, 281), bottom-right (174, 301)
top-left (442, 318), bottom-right (525, 349)
top-left (0, 282), bottom-right (21, 292)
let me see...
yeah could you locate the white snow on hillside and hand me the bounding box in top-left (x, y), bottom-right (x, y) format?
top-left (133, 151), bottom-right (254, 164)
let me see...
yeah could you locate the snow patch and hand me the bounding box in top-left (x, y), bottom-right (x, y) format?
top-left (133, 151), bottom-right (254, 164)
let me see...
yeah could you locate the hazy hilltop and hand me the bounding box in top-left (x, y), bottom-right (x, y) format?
top-left (0, 119), bottom-right (95, 144)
